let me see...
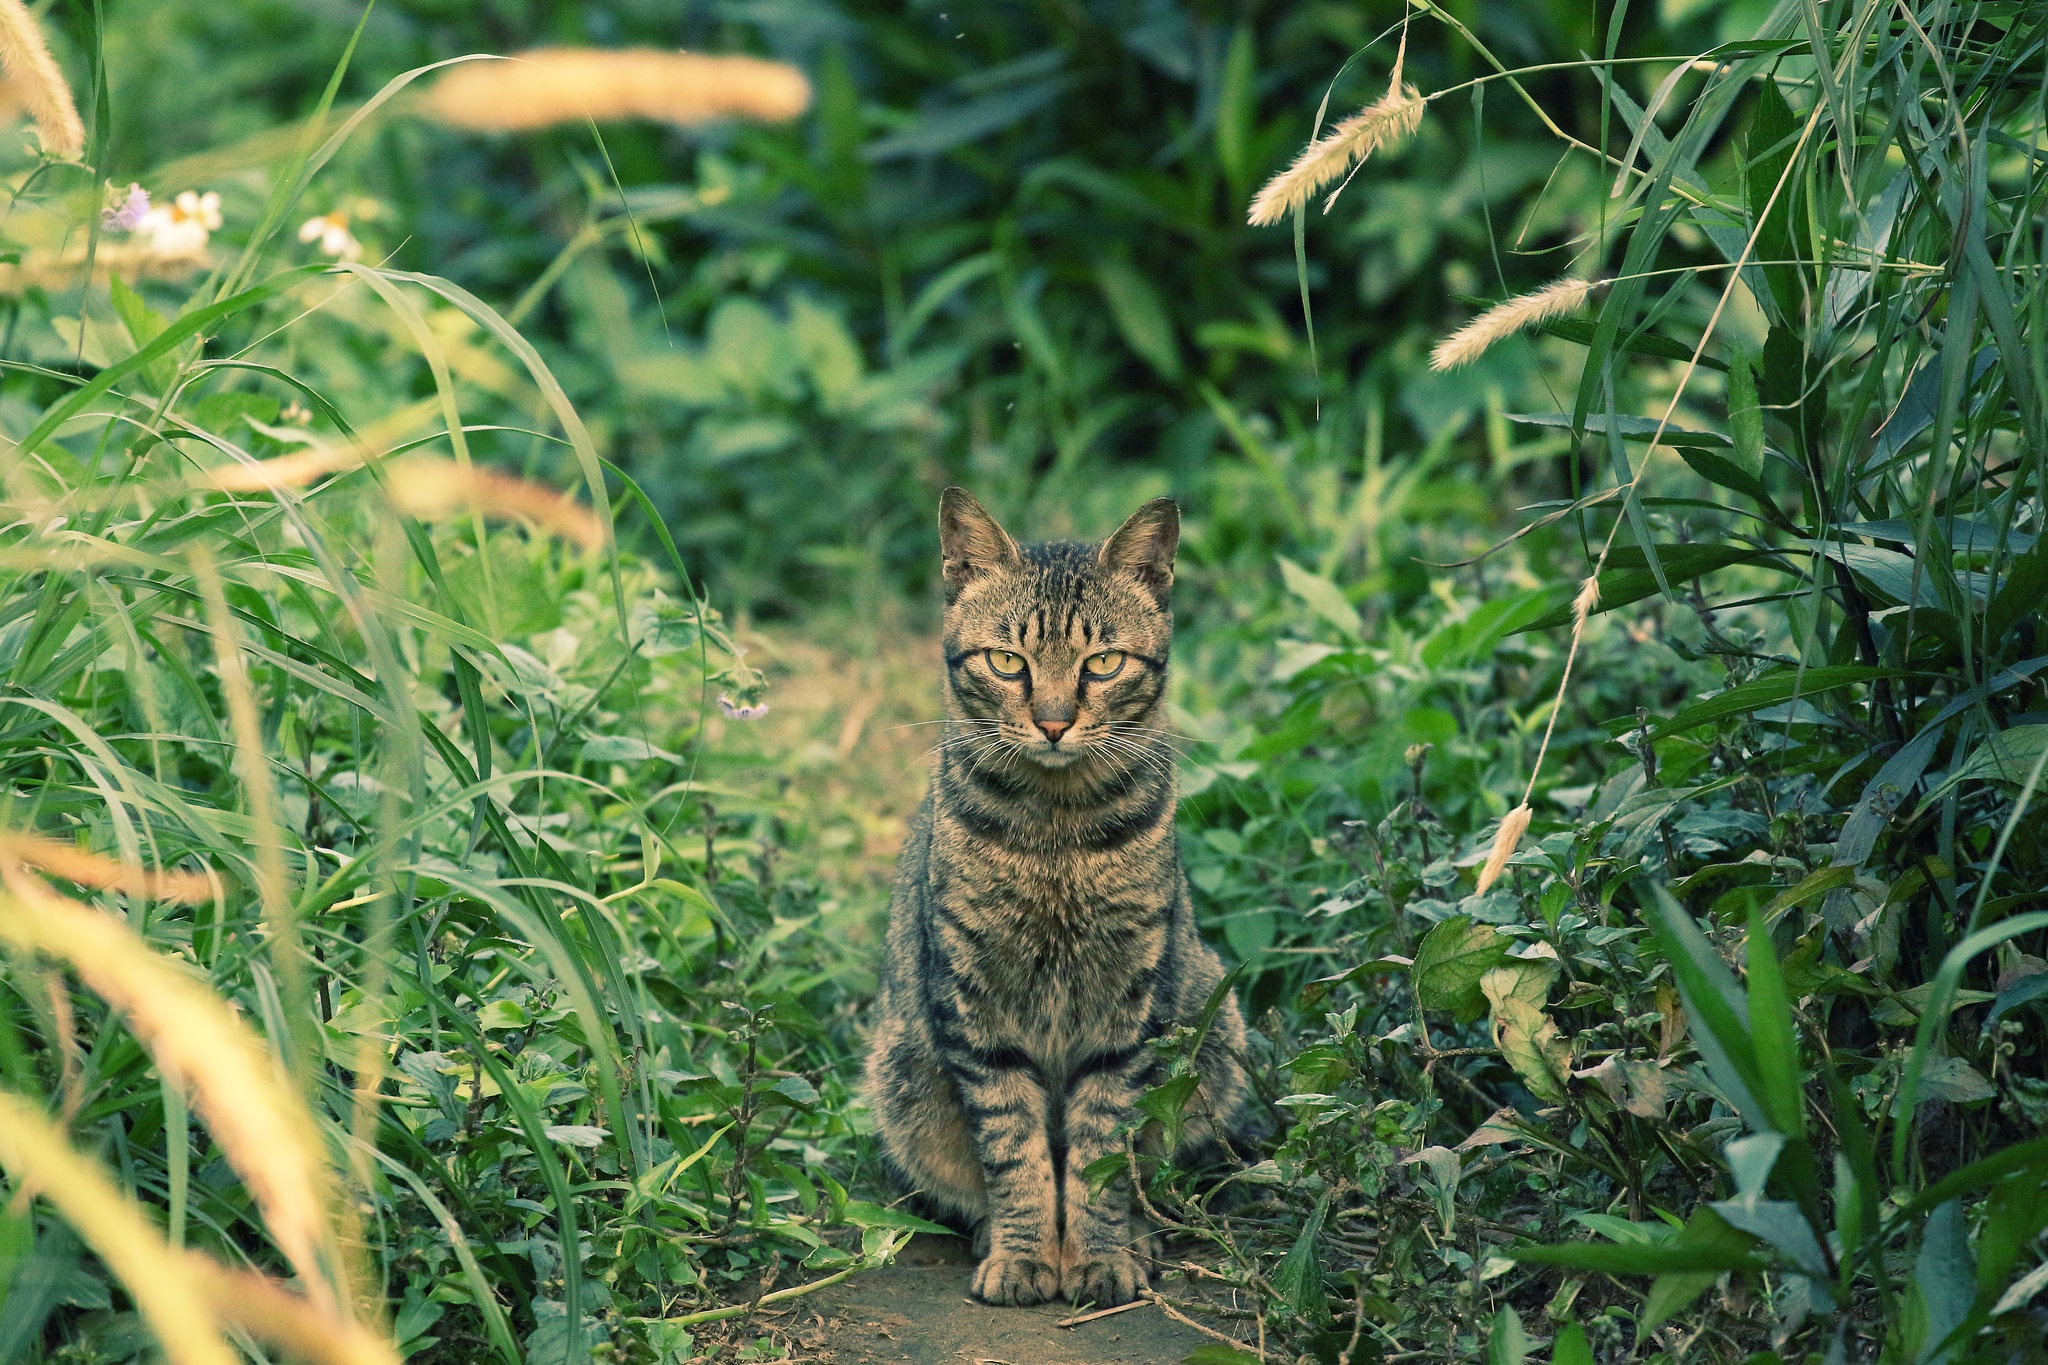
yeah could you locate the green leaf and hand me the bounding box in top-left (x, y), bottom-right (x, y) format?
top-left (1269, 1188), bottom-right (1331, 1323)
top-left (1517, 543), bottom-right (1791, 631)
top-left (1095, 255), bottom-right (1182, 380)
top-left (1950, 725), bottom-right (2048, 787)
top-left (1727, 346), bottom-right (1765, 478)
top-left (1214, 26), bottom-right (1256, 200)
top-left (1645, 885), bottom-right (1771, 1130)
top-left (20, 268), bottom-right (323, 455)
top-left (1914, 1056), bottom-right (1995, 1104)
top-left (1512, 1236), bottom-right (1764, 1276)
top-left (1550, 1322), bottom-right (1594, 1365)
top-left (476, 999), bottom-right (530, 1030)
top-left (1277, 556), bottom-right (1363, 640)
top-left (1744, 909), bottom-right (1805, 1135)
top-left (838, 1201), bottom-right (952, 1234)
top-left (1137, 1072), bottom-right (1203, 1152)
top-left (768, 1075), bottom-right (820, 1108)
top-left (107, 274), bottom-right (173, 392)
top-left (1641, 1209), bottom-right (1761, 1331)
top-left (1907, 1201), bottom-right (1974, 1363)
top-left (1894, 914), bottom-right (2048, 1179)
top-left (1182, 1349), bottom-right (1264, 1365)
top-left (1487, 1306), bottom-right (1529, 1365)
top-left (1412, 916), bottom-right (1511, 1023)
top-left (580, 735), bottom-right (684, 765)
top-left (1647, 665), bottom-right (1895, 738)
top-left (1743, 75), bottom-right (1803, 328)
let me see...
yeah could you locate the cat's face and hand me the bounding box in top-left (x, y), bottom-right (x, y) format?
top-left (936, 489), bottom-right (1175, 771)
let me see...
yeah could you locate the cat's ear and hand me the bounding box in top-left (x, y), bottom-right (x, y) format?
top-left (1099, 497), bottom-right (1179, 603)
top-left (939, 487), bottom-right (1021, 601)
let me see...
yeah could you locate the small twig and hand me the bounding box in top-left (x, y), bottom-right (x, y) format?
top-left (1055, 1298), bottom-right (1151, 1329)
top-left (1143, 1290), bottom-right (1263, 1359)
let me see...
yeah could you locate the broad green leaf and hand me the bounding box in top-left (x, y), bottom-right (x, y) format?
top-left (1950, 725), bottom-right (2048, 787)
top-left (1907, 1201), bottom-right (1973, 1362)
top-left (1975, 1170), bottom-right (2048, 1309)
top-left (1269, 1188), bottom-right (1330, 1324)
top-left (1095, 256), bottom-right (1182, 380)
top-left (1744, 909), bottom-right (1805, 1135)
top-left (1486, 1306), bottom-right (1528, 1365)
top-left (1214, 26), bottom-right (1256, 197)
top-left (1517, 543), bottom-right (1792, 631)
top-left (1640, 1209), bottom-right (1760, 1332)
top-left (1183, 1349), bottom-right (1265, 1365)
top-left (1914, 1057), bottom-right (1995, 1104)
top-left (1412, 916), bottom-right (1511, 1022)
top-left (1708, 1198), bottom-right (1830, 1279)
top-left (1726, 346), bottom-right (1765, 478)
top-left (1551, 1322), bottom-right (1594, 1365)
top-left (580, 735), bottom-right (684, 765)
top-left (1277, 556), bottom-right (1363, 640)
top-left (838, 1201), bottom-right (951, 1234)
top-left (1645, 885), bottom-right (1770, 1129)
top-left (1647, 665), bottom-right (1895, 738)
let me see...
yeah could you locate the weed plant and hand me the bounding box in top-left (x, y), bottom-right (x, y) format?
top-left (0, 25), bottom-right (919, 1365)
top-left (1131, 2), bottom-right (2048, 1360)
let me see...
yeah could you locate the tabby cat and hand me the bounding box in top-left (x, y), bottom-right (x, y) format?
top-left (864, 488), bottom-right (1255, 1308)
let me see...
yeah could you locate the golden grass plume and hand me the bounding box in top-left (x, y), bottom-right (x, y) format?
top-left (192, 1258), bottom-right (400, 1365)
top-left (0, 830), bottom-right (213, 904)
top-left (387, 458), bottom-right (605, 549)
top-left (1572, 573), bottom-right (1601, 632)
top-left (1474, 803), bottom-right (1533, 896)
top-left (1247, 83), bottom-right (1424, 226)
top-left (1430, 277), bottom-right (1597, 371)
top-left (199, 443), bottom-right (368, 494)
top-left (0, 879), bottom-right (344, 1312)
top-left (0, 0), bottom-right (83, 157)
top-left (422, 48), bottom-right (811, 133)
top-left (0, 237), bottom-right (211, 295)
top-left (0, 1090), bottom-right (236, 1365)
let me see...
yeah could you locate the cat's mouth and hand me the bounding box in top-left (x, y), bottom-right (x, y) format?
top-left (1014, 729), bottom-right (1087, 767)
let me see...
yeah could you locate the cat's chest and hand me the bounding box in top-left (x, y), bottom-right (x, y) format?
top-left (933, 842), bottom-right (1173, 1050)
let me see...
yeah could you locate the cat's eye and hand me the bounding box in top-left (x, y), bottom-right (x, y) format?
top-left (1082, 650), bottom-right (1126, 678)
top-left (985, 649), bottom-right (1027, 677)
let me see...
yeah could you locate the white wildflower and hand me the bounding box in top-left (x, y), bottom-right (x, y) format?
top-left (298, 210), bottom-right (362, 261)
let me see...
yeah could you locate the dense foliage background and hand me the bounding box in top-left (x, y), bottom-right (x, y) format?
top-left (2, 0), bottom-right (2045, 1361)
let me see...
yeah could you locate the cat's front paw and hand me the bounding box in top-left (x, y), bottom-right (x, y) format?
top-left (972, 1251), bottom-right (1061, 1306)
top-left (1063, 1249), bottom-right (1148, 1307)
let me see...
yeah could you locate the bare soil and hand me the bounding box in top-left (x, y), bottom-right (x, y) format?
top-left (796, 1236), bottom-right (1242, 1365)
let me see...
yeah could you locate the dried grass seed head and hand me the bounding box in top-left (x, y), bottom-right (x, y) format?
top-left (0, 879), bottom-right (343, 1311)
top-left (1474, 803), bottom-right (1533, 896)
top-left (1247, 83), bottom-right (1424, 227)
top-left (0, 1092), bottom-right (236, 1365)
top-left (0, 0), bottom-right (84, 157)
top-left (1430, 277), bottom-right (1598, 372)
top-left (423, 48), bottom-right (811, 133)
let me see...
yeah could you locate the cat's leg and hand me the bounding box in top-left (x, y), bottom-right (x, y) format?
top-left (866, 1015), bottom-right (987, 1229)
top-left (1056, 1051), bottom-right (1156, 1306)
top-left (952, 1053), bottom-right (1063, 1305)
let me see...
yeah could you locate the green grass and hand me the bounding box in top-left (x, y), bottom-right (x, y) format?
top-left (3, 0), bottom-right (2047, 1362)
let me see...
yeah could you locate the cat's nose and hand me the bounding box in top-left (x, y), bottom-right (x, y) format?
top-left (1036, 717), bottom-right (1071, 743)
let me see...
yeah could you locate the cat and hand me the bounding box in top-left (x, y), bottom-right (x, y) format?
top-left (864, 487), bottom-right (1255, 1308)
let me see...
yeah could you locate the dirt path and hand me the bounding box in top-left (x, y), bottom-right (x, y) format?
top-left (799, 1237), bottom-right (1244, 1364)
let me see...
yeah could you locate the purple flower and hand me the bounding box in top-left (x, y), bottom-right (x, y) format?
top-left (717, 694), bottom-right (769, 721)
top-left (101, 183), bottom-right (151, 232)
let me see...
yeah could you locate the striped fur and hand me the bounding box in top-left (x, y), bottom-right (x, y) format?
top-left (864, 489), bottom-right (1254, 1308)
